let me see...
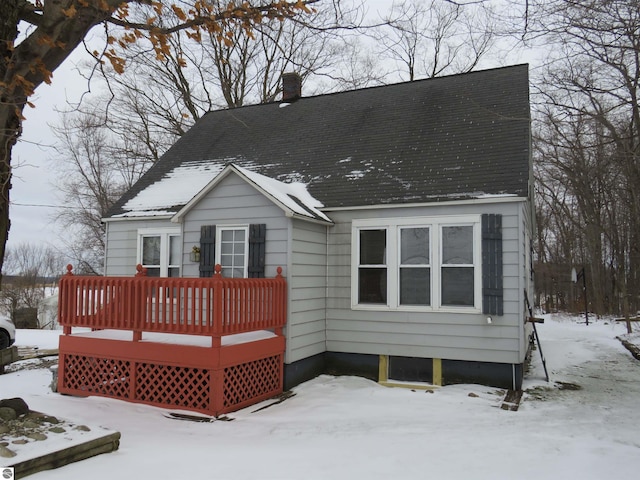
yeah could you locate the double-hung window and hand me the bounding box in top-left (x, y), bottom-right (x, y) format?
top-left (138, 228), bottom-right (181, 277)
top-left (352, 216), bottom-right (481, 311)
top-left (441, 225), bottom-right (474, 306)
top-left (358, 229), bottom-right (387, 304)
top-left (399, 227), bottom-right (431, 306)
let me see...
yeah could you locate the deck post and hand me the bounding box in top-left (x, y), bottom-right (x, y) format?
top-left (211, 367), bottom-right (224, 416)
top-left (212, 264), bottom-right (223, 337)
top-left (134, 264), bottom-right (147, 339)
top-left (60, 265), bottom-right (74, 335)
top-left (275, 267), bottom-right (286, 335)
top-left (211, 264), bottom-right (224, 415)
top-left (213, 257), bottom-right (224, 413)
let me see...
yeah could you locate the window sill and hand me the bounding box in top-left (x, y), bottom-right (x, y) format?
top-left (351, 303), bottom-right (481, 314)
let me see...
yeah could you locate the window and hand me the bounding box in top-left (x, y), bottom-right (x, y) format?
top-left (199, 224), bottom-right (266, 278)
top-left (141, 236), bottom-right (161, 277)
top-left (352, 216), bottom-right (482, 311)
top-left (216, 226), bottom-right (249, 278)
top-left (441, 226), bottom-right (474, 306)
top-left (358, 229), bottom-right (387, 304)
top-left (168, 235), bottom-right (181, 277)
top-left (138, 228), bottom-right (181, 277)
top-left (399, 227), bottom-right (430, 306)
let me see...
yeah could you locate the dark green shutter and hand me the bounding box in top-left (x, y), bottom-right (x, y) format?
top-left (248, 224), bottom-right (266, 278)
top-left (199, 225), bottom-right (216, 277)
top-left (482, 214), bottom-right (503, 315)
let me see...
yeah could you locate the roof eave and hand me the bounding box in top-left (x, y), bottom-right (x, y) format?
top-left (286, 211), bottom-right (334, 226)
top-left (321, 195), bottom-right (528, 212)
top-left (103, 213), bottom-right (175, 223)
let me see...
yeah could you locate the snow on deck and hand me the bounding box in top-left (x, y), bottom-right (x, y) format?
top-left (68, 329), bottom-right (277, 347)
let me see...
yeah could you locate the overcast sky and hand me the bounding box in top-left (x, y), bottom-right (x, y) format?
top-left (10, 47), bottom-right (89, 253)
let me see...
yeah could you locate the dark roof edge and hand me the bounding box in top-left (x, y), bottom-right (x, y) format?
top-left (200, 64), bottom-right (530, 116)
top-left (320, 195), bottom-right (529, 212)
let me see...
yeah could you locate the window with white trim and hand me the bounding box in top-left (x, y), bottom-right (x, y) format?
top-left (399, 227), bottom-right (431, 306)
top-left (138, 228), bottom-right (181, 277)
top-left (358, 229), bottom-right (387, 304)
top-left (441, 225), bottom-right (474, 306)
top-left (352, 216), bottom-right (481, 311)
top-left (216, 226), bottom-right (249, 278)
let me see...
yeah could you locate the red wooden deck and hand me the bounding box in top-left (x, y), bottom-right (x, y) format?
top-left (57, 265), bottom-right (287, 416)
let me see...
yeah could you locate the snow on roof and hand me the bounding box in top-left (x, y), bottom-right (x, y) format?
top-left (116, 162), bottom-right (226, 217)
top-left (232, 165), bottom-right (331, 223)
top-left (113, 160), bottom-right (331, 223)
top-left (475, 193), bottom-right (519, 199)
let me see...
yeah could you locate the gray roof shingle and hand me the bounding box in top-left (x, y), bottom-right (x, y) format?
top-left (107, 64), bottom-right (531, 218)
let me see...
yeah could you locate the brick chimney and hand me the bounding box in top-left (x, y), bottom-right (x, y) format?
top-left (282, 72), bottom-right (302, 102)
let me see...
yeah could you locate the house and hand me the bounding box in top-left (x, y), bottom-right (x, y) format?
top-left (65, 65), bottom-right (533, 411)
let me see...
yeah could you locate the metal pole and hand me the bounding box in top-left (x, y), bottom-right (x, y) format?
top-left (582, 268), bottom-right (589, 326)
top-left (571, 266), bottom-right (589, 326)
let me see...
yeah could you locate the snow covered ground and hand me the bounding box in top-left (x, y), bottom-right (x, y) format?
top-left (2, 314), bottom-right (639, 479)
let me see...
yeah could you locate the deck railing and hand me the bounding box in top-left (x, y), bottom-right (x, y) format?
top-left (58, 264), bottom-right (287, 342)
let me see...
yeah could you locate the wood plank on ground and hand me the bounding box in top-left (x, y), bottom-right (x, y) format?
top-left (0, 346), bottom-right (19, 373)
top-left (500, 390), bottom-right (523, 411)
top-left (8, 431), bottom-right (121, 478)
top-left (17, 347), bottom-right (59, 360)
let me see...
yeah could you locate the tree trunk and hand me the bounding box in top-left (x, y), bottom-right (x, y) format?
top-left (0, 116), bottom-right (20, 285)
top-left (0, 0), bottom-right (22, 282)
top-left (0, 0), bottom-right (110, 281)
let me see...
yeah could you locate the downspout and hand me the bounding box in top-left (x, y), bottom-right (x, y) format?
top-left (325, 224), bottom-right (329, 352)
top-left (103, 221), bottom-right (109, 275)
top-left (285, 217), bottom-right (294, 364)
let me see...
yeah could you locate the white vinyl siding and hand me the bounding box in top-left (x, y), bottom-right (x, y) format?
top-left (330, 201), bottom-right (528, 365)
top-left (104, 218), bottom-right (179, 276)
top-left (103, 171), bottom-right (533, 368)
top-left (179, 172), bottom-right (328, 364)
top-left (180, 174), bottom-right (288, 279)
top-left (288, 219), bottom-right (328, 363)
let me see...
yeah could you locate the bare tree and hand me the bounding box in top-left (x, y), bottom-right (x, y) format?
top-left (372, 0), bottom-right (496, 81)
top-left (526, 0), bottom-right (640, 315)
top-left (50, 1), bottom-right (376, 269)
top-left (0, 243), bottom-right (65, 325)
top-left (82, 1), bottom-right (368, 149)
top-left (314, 37), bottom-right (386, 91)
top-left (52, 110), bottom-right (141, 274)
top-left (0, 1), bottom-right (317, 280)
